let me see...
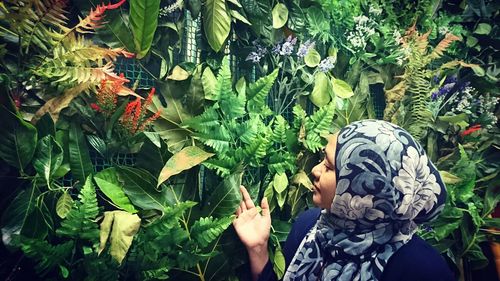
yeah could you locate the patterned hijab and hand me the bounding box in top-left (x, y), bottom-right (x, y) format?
top-left (283, 120), bottom-right (447, 281)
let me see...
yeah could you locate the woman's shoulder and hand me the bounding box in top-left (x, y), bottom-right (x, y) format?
top-left (382, 235), bottom-right (455, 281)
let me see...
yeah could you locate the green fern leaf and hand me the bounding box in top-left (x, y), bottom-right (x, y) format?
top-left (305, 103), bottom-right (334, 135)
top-left (57, 175), bottom-right (100, 242)
top-left (246, 69), bottom-right (279, 113)
top-left (268, 152), bottom-right (296, 174)
top-left (191, 216), bottom-right (233, 248)
top-left (271, 115), bottom-right (290, 143)
top-left (183, 107), bottom-right (220, 134)
top-left (292, 104), bottom-right (307, 129)
top-left (203, 158), bottom-right (235, 177)
top-left (214, 56), bottom-right (232, 103)
top-left (18, 236), bottom-right (73, 276)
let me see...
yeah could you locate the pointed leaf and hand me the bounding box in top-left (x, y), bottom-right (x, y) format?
top-left (167, 65), bottom-right (190, 81)
top-left (292, 170), bottom-right (313, 191)
top-left (273, 173), bottom-right (288, 193)
top-left (98, 211), bottom-right (141, 264)
top-left (247, 69), bottom-right (279, 113)
top-left (95, 168), bottom-right (138, 213)
top-left (33, 135), bottom-right (63, 186)
top-left (203, 0), bottom-right (231, 52)
top-left (0, 105), bottom-right (37, 171)
top-left (202, 67), bottom-right (218, 100)
top-left (272, 3), bottom-right (288, 29)
top-left (158, 146), bottom-right (214, 186)
top-left (310, 72), bottom-right (332, 107)
top-left (116, 166), bottom-right (165, 211)
top-left (332, 78), bottom-right (354, 99)
top-left (130, 0), bottom-right (160, 58)
top-left (68, 123), bottom-right (93, 185)
top-left (56, 191), bottom-right (74, 219)
top-left (230, 9), bottom-right (251, 25)
top-left (136, 137), bottom-right (171, 176)
top-left (202, 171), bottom-right (242, 217)
top-left (35, 113), bottom-right (55, 139)
top-left (1, 185), bottom-right (38, 246)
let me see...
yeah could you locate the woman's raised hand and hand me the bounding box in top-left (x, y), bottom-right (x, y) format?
top-left (233, 185), bottom-right (271, 249)
top-left (233, 186), bottom-right (271, 281)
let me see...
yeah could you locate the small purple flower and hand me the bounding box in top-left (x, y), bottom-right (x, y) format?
top-left (296, 40), bottom-right (315, 58)
top-left (278, 35), bottom-right (297, 56)
top-left (318, 57), bottom-right (335, 72)
top-left (272, 43), bottom-right (281, 55)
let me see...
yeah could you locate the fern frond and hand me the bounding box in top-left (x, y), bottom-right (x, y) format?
top-left (304, 103), bottom-right (334, 135)
top-left (57, 176), bottom-right (100, 242)
top-left (238, 117), bottom-right (261, 145)
top-left (246, 69), bottom-right (279, 113)
top-left (18, 236), bottom-right (73, 276)
top-left (214, 56), bottom-right (232, 103)
top-left (73, 0), bottom-right (126, 34)
top-left (194, 125), bottom-right (232, 155)
top-left (191, 216), bottom-right (233, 248)
top-left (36, 61), bottom-right (127, 85)
top-left (236, 136), bottom-right (270, 166)
top-left (429, 33), bottom-right (461, 60)
top-left (203, 158), bottom-right (235, 177)
top-left (54, 33), bottom-right (134, 63)
top-left (268, 152), bottom-right (296, 174)
top-left (271, 115), bottom-right (290, 143)
top-left (183, 107), bottom-right (220, 133)
top-left (304, 133), bottom-right (323, 152)
top-left (23, 0), bottom-right (69, 53)
top-left (292, 104), bottom-right (307, 129)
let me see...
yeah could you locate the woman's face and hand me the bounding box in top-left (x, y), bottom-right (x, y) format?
top-left (311, 134), bottom-right (338, 209)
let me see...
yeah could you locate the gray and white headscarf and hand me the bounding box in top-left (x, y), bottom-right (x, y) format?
top-left (283, 120), bottom-right (446, 281)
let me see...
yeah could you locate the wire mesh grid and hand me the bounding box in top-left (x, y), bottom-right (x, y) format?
top-left (114, 57), bottom-right (156, 88)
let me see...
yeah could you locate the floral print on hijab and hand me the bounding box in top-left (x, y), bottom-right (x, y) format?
top-left (283, 120), bottom-right (447, 281)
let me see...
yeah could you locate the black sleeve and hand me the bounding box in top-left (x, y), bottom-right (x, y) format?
top-left (257, 208), bottom-right (321, 281)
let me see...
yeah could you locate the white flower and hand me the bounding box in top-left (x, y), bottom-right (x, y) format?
top-left (393, 146), bottom-right (441, 219)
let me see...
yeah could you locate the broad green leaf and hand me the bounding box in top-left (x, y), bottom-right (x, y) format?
top-left (95, 9), bottom-right (136, 51)
top-left (130, 0), bottom-right (160, 58)
top-left (273, 248), bottom-right (286, 279)
top-left (439, 170), bottom-right (462, 185)
top-left (272, 3), bottom-right (288, 29)
top-left (474, 23), bottom-right (491, 35)
top-left (332, 78), bottom-right (354, 99)
top-left (33, 135), bottom-right (63, 187)
top-left (203, 0), bottom-right (231, 52)
top-left (227, 0), bottom-right (242, 7)
top-left (185, 65), bottom-right (206, 115)
top-left (273, 173), bottom-right (288, 193)
top-left (95, 168), bottom-right (138, 213)
top-left (68, 123), bottom-right (93, 185)
top-left (35, 113), bottom-right (55, 139)
top-left (230, 9), bottom-right (251, 25)
top-left (86, 135), bottom-right (107, 158)
top-left (56, 192), bottom-right (74, 219)
top-left (466, 242), bottom-right (488, 270)
top-left (471, 65), bottom-right (485, 77)
top-left (1, 184), bottom-right (38, 246)
top-left (310, 72), bottom-right (332, 107)
top-left (116, 166), bottom-right (165, 212)
top-left (276, 191), bottom-right (286, 209)
top-left (0, 105), bottom-right (37, 171)
top-left (143, 132), bottom-right (161, 148)
top-left (484, 185), bottom-right (500, 216)
top-left (150, 83), bottom-right (193, 153)
top-left (158, 146), bottom-right (214, 186)
top-left (438, 113), bottom-right (469, 123)
top-left (202, 171), bottom-right (242, 217)
top-left (304, 49), bottom-right (321, 67)
top-left (98, 211), bottom-right (141, 264)
top-left (136, 137), bottom-right (171, 176)
top-left (202, 67), bottom-right (218, 100)
top-left (291, 170), bottom-right (313, 190)
top-left (466, 36), bottom-right (478, 47)
top-left (167, 65), bottom-right (190, 81)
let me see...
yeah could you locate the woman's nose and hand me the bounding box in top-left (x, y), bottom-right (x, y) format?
top-left (311, 163), bottom-right (321, 179)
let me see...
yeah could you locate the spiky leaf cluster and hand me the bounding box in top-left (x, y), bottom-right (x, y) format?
top-left (17, 237), bottom-right (73, 276)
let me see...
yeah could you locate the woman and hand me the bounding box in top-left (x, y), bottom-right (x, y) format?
top-left (233, 120), bottom-right (455, 281)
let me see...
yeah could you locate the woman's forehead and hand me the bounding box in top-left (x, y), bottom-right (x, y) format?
top-left (325, 133), bottom-right (338, 157)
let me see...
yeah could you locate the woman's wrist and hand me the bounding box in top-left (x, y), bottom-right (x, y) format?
top-left (247, 241), bottom-right (270, 281)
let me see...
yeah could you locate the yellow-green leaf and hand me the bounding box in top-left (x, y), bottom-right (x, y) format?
top-left (167, 65), bottom-right (190, 81)
top-left (273, 172), bottom-right (288, 194)
top-left (94, 168), bottom-right (138, 213)
top-left (272, 3), bottom-right (288, 29)
top-left (158, 146), bottom-right (214, 186)
top-left (332, 78), bottom-right (354, 99)
top-left (203, 0), bottom-right (231, 52)
top-left (230, 9), bottom-right (251, 25)
top-left (439, 170), bottom-right (463, 185)
top-left (98, 211), bottom-right (141, 264)
top-left (56, 191), bottom-right (74, 219)
top-left (304, 49), bottom-right (321, 67)
top-left (292, 170), bottom-right (313, 191)
top-left (310, 72), bottom-right (332, 107)
top-left (202, 67), bottom-right (218, 100)
top-left (273, 248), bottom-right (286, 279)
